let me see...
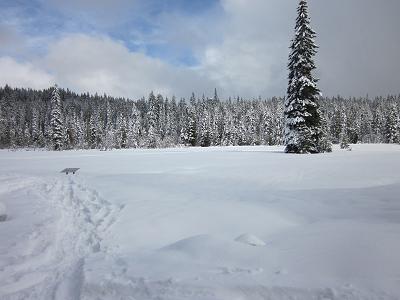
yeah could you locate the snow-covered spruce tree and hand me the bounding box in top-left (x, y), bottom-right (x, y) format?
top-left (339, 111), bottom-right (350, 149)
top-left (89, 112), bottom-right (98, 149)
top-left (186, 93), bottom-right (197, 146)
top-left (386, 104), bottom-right (399, 144)
top-left (146, 92), bottom-right (161, 148)
top-left (128, 105), bottom-right (141, 148)
top-left (31, 108), bottom-right (40, 148)
top-left (102, 101), bottom-right (114, 150)
top-left (200, 110), bottom-right (211, 147)
top-left (50, 84), bottom-right (64, 150)
top-left (284, 0), bottom-right (331, 153)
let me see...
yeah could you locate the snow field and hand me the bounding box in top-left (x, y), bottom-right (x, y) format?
top-left (1, 144), bottom-right (400, 299)
top-left (0, 202), bottom-right (6, 222)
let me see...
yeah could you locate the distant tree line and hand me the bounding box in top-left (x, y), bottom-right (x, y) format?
top-left (0, 84), bottom-right (399, 150)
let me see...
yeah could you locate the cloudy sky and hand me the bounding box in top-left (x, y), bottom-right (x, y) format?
top-left (0, 0), bottom-right (399, 100)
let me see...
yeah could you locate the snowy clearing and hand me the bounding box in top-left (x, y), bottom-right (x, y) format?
top-left (0, 144), bottom-right (400, 299)
top-left (0, 202), bottom-right (6, 222)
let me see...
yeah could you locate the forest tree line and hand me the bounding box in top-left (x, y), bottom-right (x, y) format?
top-left (0, 85), bottom-right (399, 150)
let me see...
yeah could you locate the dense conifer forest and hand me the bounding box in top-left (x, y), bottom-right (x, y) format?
top-left (0, 85), bottom-right (399, 150)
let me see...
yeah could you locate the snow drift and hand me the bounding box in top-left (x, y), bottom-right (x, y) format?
top-left (235, 233), bottom-right (266, 247)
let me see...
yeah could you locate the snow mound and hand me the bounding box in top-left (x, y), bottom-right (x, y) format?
top-left (0, 202), bottom-right (6, 222)
top-left (235, 233), bottom-right (266, 247)
top-left (160, 234), bottom-right (234, 259)
top-left (163, 235), bottom-right (224, 251)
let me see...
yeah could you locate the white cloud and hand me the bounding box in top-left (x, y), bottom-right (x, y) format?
top-left (130, 0), bottom-right (292, 98)
top-left (195, 0), bottom-right (292, 98)
top-left (42, 34), bottom-right (215, 99)
top-left (0, 57), bottom-right (53, 89)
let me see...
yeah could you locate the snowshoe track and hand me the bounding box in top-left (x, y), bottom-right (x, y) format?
top-left (0, 176), bottom-right (120, 300)
top-left (44, 176), bottom-right (120, 299)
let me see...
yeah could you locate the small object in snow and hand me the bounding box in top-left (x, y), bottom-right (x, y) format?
top-left (0, 202), bottom-right (6, 222)
top-left (61, 168), bottom-right (80, 175)
top-left (235, 233), bottom-right (266, 247)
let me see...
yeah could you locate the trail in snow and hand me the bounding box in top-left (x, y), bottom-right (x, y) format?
top-left (0, 175), bottom-right (119, 300)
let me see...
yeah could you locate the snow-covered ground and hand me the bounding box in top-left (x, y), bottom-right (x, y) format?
top-left (1, 144), bottom-right (400, 299)
top-left (0, 201), bottom-right (6, 222)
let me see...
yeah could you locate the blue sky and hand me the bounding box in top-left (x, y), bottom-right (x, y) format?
top-left (0, 0), bottom-right (399, 99)
top-left (0, 0), bottom-right (220, 64)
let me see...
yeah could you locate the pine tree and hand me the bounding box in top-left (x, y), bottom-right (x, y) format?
top-left (102, 101), bottom-right (114, 150)
top-left (31, 108), bottom-right (40, 148)
top-left (373, 103), bottom-right (386, 143)
top-left (146, 92), bottom-right (160, 148)
top-left (50, 84), bottom-right (64, 150)
top-left (339, 111), bottom-right (350, 149)
top-left (222, 108), bottom-right (235, 146)
top-left (76, 111), bottom-right (85, 149)
top-left (116, 113), bottom-right (127, 149)
top-left (178, 99), bottom-right (189, 145)
top-left (128, 105), bottom-right (141, 148)
top-left (187, 115), bottom-right (197, 146)
top-left (64, 112), bottom-right (74, 149)
top-left (166, 96), bottom-right (178, 145)
top-left (386, 104), bottom-right (399, 144)
top-left (200, 109), bottom-right (211, 147)
top-left (89, 112), bottom-right (98, 149)
top-left (273, 99), bottom-right (285, 145)
top-left (318, 113), bottom-right (333, 152)
top-left (186, 93), bottom-right (197, 146)
top-left (284, 0), bottom-right (331, 153)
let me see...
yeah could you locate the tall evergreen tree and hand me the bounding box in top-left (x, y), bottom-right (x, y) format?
top-left (146, 92), bottom-right (160, 148)
top-left (186, 93), bottom-right (198, 146)
top-left (50, 84), bottom-right (64, 150)
top-left (128, 105), bottom-right (141, 148)
top-left (339, 111), bottom-right (350, 149)
top-left (89, 111), bottom-right (98, 149)
top-left (103, 101), bottom-right (114, 150)
top-left (284, 0), bottom-right (331, 153)
top-left (386, 104), bottom-right (399, 144)
top-left (200, 109), bottom-right (211, 147)
top-left (31, 108), bottom-right (40, 147)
